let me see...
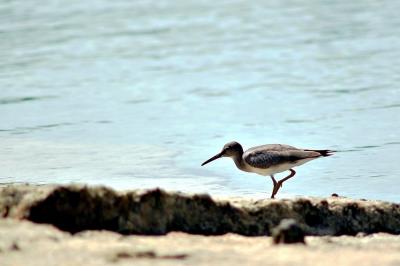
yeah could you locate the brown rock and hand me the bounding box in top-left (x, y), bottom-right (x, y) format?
top-left (1, 184), bottom-right (399, 236)
top-left (272, 219), bottom-right (305, 244)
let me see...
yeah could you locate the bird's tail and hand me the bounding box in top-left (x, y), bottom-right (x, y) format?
top-left (305, 149), bottom-right (335, 157)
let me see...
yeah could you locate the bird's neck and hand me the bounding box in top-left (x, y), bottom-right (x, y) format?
top-left (232, 151), bottom-right (246, 171)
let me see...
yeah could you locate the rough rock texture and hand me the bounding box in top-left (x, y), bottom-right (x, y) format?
top-left (272, 219), bottom-right (305, 244)
top-left (2, 219), bottom-right (400, 266)
top-left (0, 184), bottom-right (399, 236)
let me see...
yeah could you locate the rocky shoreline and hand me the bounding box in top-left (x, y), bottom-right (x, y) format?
top-left (1, 184), bottom-right (400, 265)
top-left (1, 184), bottom-right (399, 236)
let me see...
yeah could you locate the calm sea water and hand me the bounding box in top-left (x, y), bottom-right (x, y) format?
top-left (1, 1), bottom-right (399, 202)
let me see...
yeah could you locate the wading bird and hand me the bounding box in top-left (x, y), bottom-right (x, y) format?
top-left (201, 141), bottom-right (334, 198)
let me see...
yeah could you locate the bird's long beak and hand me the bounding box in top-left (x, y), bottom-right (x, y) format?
top-left (201, 152), bottom-right (223, 166)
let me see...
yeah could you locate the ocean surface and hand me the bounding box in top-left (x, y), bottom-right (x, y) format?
top-left (1, 0), bottom-right (399, 202)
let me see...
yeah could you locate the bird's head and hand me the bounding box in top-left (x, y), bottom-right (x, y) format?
top-left (201, 141), bottom-right (243, 166)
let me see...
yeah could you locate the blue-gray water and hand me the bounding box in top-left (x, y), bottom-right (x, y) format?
top-left (1, 1), bottom-right (399, 201)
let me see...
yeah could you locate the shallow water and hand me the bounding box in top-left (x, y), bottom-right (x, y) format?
top-left (1, 0), bottom-right (399, 201)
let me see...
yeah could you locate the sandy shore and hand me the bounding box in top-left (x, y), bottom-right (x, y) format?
top-left (2, 218), bottom-right (400, 266)
top-left (1, 184), bottom-right (400, 266)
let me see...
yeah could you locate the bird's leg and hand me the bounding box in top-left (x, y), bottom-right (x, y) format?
top-left (277, 169), bottom-right (296, 189)
top-left (271, 179), bottom-right (280, 199)
top-left (270, 175), bottom-right (278, 199)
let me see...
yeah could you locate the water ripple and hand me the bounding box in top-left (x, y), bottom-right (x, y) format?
top-left (353, 145), bottom-right (381, 149)
top-left (0, 96), bottom-right (57, 105)
top-left (4, 123), bottom-right (74, 135)
top-left (188, 88), bottom-right (230, 98)
top-left (347, 103), bottom-right (400, 112)
top-left (126, 99), bottom-right (151, 104)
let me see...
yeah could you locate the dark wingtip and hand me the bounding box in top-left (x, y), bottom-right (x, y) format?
top-left (319, 150), bottom-right (335, 157)
top-left (305, 149), bottom-right (335, 157)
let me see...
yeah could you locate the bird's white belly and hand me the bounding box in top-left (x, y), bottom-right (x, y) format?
top-left (244, 158), bottom-right (316, 176)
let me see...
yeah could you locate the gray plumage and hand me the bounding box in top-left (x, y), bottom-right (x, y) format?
top-left (244, 144), bottom-right (322, 169)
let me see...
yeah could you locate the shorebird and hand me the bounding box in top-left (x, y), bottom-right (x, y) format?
top-left (201, 141), bottom-right (334, 198)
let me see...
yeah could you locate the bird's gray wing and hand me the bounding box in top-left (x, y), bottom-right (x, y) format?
top-left (244, 148), bottom-right (320, 169)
